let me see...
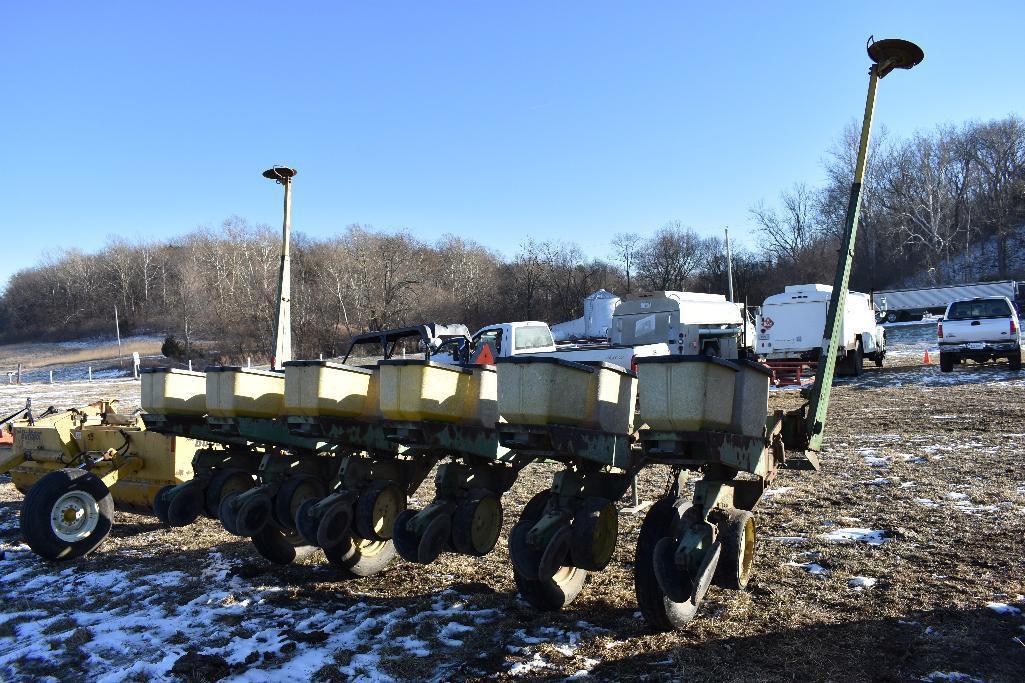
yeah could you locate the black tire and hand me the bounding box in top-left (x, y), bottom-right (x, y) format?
top-left (273, 475), bottom-right (326, 530)
top-left (324, 534), bottom-right (397, 578)
top-left (1009, 349), bottom-right (1022, 372)
top-left (569, 496), bottom-right (619, 571)
top-left (874, 353), bottom-right (884, 368)
top-left (940, 352), bottom-right (954, 373)
top-left (712, 509), bottom-right (756, 591)
top-left (166, 481), bottom-right (205, 528)
top-left (635, 498), bottom-right (700, 632)
top-left (250, 524), bottom-right (316, 565)
top-left (391, 508), bottom-right (421, 563)
top-left (354, 481), bottom-right (405, 542)
top-left (153, 484), bottom-right (175, 524)
top-left (218, 491), bottom-right (243, 536)
top-left (451, 489), bottom-right (503, 557)
top-left (511, 490), bottom-right (586, 610)
top-left (885, 311), bottom-right (898, 323)
top-left (204, 469), bottom-right (254, 518)
top-left (21, 469), bottom-right (114, 561)
top-left (852, 343), bottom-right (864, 376)
top-left (233, 490), bottom-right (273, 537)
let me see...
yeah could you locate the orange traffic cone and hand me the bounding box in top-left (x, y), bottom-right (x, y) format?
top-left (923, 349), bottom-right (931, 364)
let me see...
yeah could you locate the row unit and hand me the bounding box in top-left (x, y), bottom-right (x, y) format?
top-left (142, 355), bottom-right (772, 437)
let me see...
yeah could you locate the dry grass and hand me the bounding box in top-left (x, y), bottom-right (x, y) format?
top-left (0, 338), bottom-right (163, 371)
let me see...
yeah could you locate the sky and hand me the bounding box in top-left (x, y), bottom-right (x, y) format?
top-left (4, 1), bottom-right (1024, 287)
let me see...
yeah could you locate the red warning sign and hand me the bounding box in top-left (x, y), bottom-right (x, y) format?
top-left (474, 342), bottom-right (496, 365)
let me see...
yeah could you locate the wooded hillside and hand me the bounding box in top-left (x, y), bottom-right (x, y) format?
top-left (2, 116), bottom-right (1022, 362)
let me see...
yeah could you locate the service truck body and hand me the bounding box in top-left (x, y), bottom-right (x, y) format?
top-left (757, 284), bottom-right (884, 372)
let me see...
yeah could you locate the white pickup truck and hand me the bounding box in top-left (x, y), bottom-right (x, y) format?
top-left (937, 297), bottom-right (1022, 372)
top-left (467, 321), bottom-right (669, 371)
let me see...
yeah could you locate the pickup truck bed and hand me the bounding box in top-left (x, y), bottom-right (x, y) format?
top-left (938, 297), bottom-right (1022, 372)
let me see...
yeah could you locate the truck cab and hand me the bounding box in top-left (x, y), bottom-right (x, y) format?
top-left (937, 296), bottom-right (1022, 372)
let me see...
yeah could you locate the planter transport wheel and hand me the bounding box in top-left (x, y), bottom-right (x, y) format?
top-left (251, 524), bottom-right (316, 565)
top-left (324, 533), bottom-right (397, 578)
top-left (274, 475), bottom-right (326, 530)
top-left (204, 469), bottom-right (254, 518)
top-left (450, 489), bottom-right (503, 557)
top-left (166, 480), bottom-right (205, 528)
top-left (713, 509), bottom-right (756, 591)
top-left (21, 468), bottom-right (114, 561)
top-left (153, 484), bottom-right (175, 525)
top-left (569, 496), bottom-right (619, 571)
top-left (354, 481), bottom-right (405, 542)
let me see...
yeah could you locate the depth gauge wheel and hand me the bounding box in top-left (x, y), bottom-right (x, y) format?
top-left (21, 468), bottom-right (114, 561)
top-left (354, 481), bottom-right (405, 542)
top-left (635, 497), bottom-right (710, 632)
top-left (510, 490), bottom-right (586, 611)
top-left (250, 524), bottom-right (316, 565)
top-left (451, 489), bottom-right (503, 557)
top-left (153, 484), bottom-right (175, 525)
top-left (165, 480), bottom-right (205, 527)
top-left (204, 469), bottom-right (254, 518)
top-left (273, 475), bottom-right (326, 530)
top-left (324, 533), bottom-right (397, 578)
top-left (712, 509), bottom-right (756, 591)
top-left (569, 496), bottom-right (619, 571)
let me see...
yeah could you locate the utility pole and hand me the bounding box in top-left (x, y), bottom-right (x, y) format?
top-left (263, 166), bottom-right (297, 371)
top-left (724, 227), bottom-right (734, 303)
top-left (114, 305), bottom-right (123, 368)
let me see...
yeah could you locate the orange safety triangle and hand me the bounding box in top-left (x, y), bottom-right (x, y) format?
top-left (475, 342), bottom-right (495, 365)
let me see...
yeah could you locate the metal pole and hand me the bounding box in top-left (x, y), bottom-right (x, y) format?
top-left (264, 166), bottom-right (297, 371)
top-left (16, 364), bottom-right (21, 385)
top-left (50, 370), bottom-right (54, 384)
top-left (805, 38), bottom-right (923, 452)
top-left (115, 305), bottom-right (123, 368)
top-left (88, 366), bottom-right (93, 381)
top-left (725, 227), bottom-right (734, 303)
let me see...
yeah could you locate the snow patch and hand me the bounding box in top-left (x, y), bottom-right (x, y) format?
top-left (819, 528), bottom-right (892, 545)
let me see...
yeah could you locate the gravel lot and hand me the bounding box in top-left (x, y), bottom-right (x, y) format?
top-left (1, 355), bottom-right (1023, 682)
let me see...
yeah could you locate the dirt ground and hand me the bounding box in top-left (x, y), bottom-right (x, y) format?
top-left (1, 359), bottom-right (1024, 682)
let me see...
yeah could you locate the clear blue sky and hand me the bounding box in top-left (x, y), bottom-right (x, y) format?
top-left (5, 2), bottom-right (1023, 287)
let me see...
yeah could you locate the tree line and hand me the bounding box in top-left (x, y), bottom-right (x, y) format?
top-left (1, 115), bottom-right (1022, 362)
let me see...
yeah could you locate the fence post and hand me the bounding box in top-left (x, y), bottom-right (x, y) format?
top-left (16, 363), bottom-right (21, 385)
top-left (88, 366), bottom-right (93, 381)
top-left (188, 360), bottom-right (192, 372)
top-left (50, 370), bottom-right (54, 384)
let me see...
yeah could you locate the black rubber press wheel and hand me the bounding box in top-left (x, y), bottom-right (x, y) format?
top-left (510, 491), bottom-right (586, 611)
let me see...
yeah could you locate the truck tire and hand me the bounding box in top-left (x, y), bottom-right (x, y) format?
top-left (939, 352), bottom-right (954, 373)
top-left (21, 469), bottom-right (114, 561)
top-left (886, 311), bottom-right (898, 323)
top-left (1010, 349), bottom-right (1022, 372)
top-left (851, 344), bottom-right (864, 376)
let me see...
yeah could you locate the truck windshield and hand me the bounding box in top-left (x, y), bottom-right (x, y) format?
top-left (947, 299), bottom-right (1011, 320)
top-left (514, 325), bottom-right (554, 351)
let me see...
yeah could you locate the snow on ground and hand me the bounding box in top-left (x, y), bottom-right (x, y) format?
top-left (819, 528), bottom-right (892, 546)
top-left (0, 548), bottom-right (597, 681)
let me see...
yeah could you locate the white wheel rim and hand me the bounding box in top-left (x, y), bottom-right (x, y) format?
top-left (50, 490), bottom-right (100, 542)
